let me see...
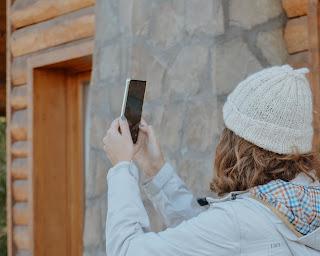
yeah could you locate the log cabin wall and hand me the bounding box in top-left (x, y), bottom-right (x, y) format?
top-left (283, 0), bottom-right (320, 151)
top-left (6, 0), bottom-right (95, 255)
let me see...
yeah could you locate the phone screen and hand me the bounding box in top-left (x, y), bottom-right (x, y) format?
top-left (124, 80), bottom-right (146, 143)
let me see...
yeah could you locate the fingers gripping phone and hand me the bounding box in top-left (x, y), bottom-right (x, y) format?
top-left (120, 79), bottom-right (146, 143)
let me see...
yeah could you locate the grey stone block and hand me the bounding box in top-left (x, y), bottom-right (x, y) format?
top-left (148, 1), bottom-right (185, 49)
top-left (257, 28), bottom-right (288, 65)
top-left (83, 199), bottom-right (102, 248)
top-left (185, 0), bottom-right (224, 36)
top-left (132, 0), bottom-right (152, 36)
top-left (178, 156), bottom-right (214, 197)
top-left (159, 102), bottom-right (186, 152)
top-left (212, 37), bottom-right (262, 96)
top-left (99, 45), bottom-right (121, 81)
top-left (229, 0), bottom-right (283, 29)
top-left (183, 98), bottom-right (218, 152)
top-left (167, 45), bottom-right (209, 97)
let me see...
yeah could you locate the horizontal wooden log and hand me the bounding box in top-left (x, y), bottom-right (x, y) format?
top-left (13, 203), bottom-right (29, 225)
top-left (12, 167), bottom-right (28, 180)
top-left (11, 142), bottom-right (29, 158)
top-left (12, 0), bottom-right (95, 29)
top-left (12, 58), bottom-right (27, 86)
top-left (284, 16), bottom-right (308, 54)
top-left (13, 180), bottom-right (28, 202)
top-left (11, 38), bottom-right (94, 85)
top-left (12, 158), bottom-right (28, 180)
top-left (11, 96), bottom-right (28, 110)
top-left (11, 7), bottom-right (95, 57)
top-left (287, 51), bottom-right (309, 69)
top-left (11, 149), bottom-right (28, 159)
top-left (13, 226), bottom-right (31, 250)
top-left (11, 126), bottom-right (28, 141)
top-left (282, 0), bottom-right (308, 17)
top-left (11, 86), bottom-right (28, 112)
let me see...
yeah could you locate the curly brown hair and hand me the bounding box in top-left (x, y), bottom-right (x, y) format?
top-left (210, 128), bottom-right (320, 196)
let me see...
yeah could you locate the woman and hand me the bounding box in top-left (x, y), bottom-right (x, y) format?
top-left (103, 65), bottom-right (320, 256)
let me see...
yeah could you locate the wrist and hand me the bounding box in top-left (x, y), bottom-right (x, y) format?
top-left (113, 156), bottom-right (133, 166)
top-left (148, 159), bottom-right (165, 178)
top-left (116, 149), bottom-right (134, 165)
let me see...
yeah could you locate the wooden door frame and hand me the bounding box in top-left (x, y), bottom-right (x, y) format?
top-left (308, 0), bottom-right (320, 151)
top-left (67, 71), bottom-right (91, 256)
top-left (6, 0), bottom-right (13, 254)
top-left (26, 41), bottom-right (93, 255)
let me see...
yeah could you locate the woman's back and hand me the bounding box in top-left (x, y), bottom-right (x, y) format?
top-left (106, 162), bottom-right (320, 256)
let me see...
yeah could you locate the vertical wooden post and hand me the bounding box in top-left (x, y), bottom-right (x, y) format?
top-left (6, 0), bottom-right (13, 255)
top-left (308, 0), bottom-right (320, 152)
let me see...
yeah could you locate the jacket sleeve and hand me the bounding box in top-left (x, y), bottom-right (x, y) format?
top-left (106, 161), bottom-right (240, 256)
top-left (142, 162), bottom-right (204, 227)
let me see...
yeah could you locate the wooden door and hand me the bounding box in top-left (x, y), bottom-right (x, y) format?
top-left (33, 69), bottom-right (91, 256)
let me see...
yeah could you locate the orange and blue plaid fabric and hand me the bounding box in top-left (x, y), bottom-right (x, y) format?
top-left (251, 179), bottom-right (320, 235)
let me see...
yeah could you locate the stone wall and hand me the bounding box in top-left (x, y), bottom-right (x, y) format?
top-left (83, 0), bottom-right (288, 255)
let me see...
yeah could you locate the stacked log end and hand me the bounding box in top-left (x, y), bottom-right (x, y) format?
top-left (282, 0), bottom-right (309, 68)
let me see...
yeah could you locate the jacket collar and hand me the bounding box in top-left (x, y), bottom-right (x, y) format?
top-left (291, 171), bottom-right (319, 187)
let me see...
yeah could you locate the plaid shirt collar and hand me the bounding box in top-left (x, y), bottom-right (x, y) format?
top-left (251, 173), bottom-right (320, 236)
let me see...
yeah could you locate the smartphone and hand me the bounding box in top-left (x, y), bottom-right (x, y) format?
top-left (120, 79), bottom-right (146, 143)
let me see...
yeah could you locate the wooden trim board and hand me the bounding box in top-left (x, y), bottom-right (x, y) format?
top-left (308, 0), bottom-right (320, 151)
top-left (6, 0), bottom-right (13, 255)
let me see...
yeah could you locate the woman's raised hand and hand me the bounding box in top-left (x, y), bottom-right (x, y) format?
top-left (133, 119), bottom-right (165, 178)
top-left (103, 117), bottom-right (134, 166)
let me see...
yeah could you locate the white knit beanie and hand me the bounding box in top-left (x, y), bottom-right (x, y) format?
top-left (223, 65), bottom-right (313, 154)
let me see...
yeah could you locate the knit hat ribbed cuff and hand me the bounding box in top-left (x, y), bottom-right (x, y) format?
top-left (223, 100), bottom-right (313, 154)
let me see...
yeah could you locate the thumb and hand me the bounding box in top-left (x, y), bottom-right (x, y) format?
top-left (119, 116), bottom-right (131, 138)
top-left (133, 129), bottom-right (146, 154)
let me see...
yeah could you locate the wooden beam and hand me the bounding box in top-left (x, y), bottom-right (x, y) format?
top-left (11, 0), bottom-right (95, 29)
top-left (284, 16), bottom-right (308, 54)
top-left (282, 0), bottom-right (308, 18)
top-left (6, 0), bottom-right (14, 254)
top-left (11, 96), bottom-right (27, 110)
top-left (11, 7), bottom-right (95, 57)
top-left (11, 38), bottom-right (94, 86)
top-left (11, 126), bottom-right (27, 141)
top-left (308, 0), bottom-right (320, 151)
top-left (11, 58), bottom-right (26, 86)
top-left (11, 149), bottom-right (28, 159)
top-left (13, 203), bottom-right (29, 225)
top-left (11, 167), bottom-right (28, 180)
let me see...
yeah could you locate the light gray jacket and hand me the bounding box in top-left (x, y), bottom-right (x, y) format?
top-left (106, 162), bottom-right (320, 256)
